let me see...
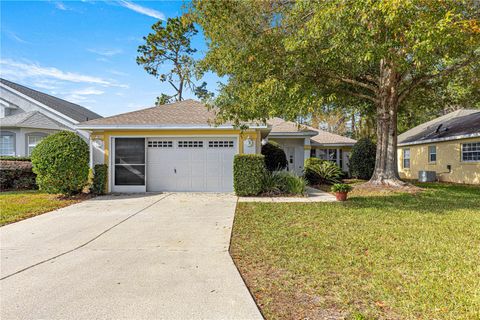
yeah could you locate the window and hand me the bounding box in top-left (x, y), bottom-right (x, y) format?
top-left (178, 141), bottom-right (203, 148)
top-left (310, 148), bottom-right (316, 158)
top-left (0, 131), bottom-right (15, 156)
top-left (428, 145), bottom-right (436, 163)
top-left (26, 133), bottom-right (47, 156)
top-left (462, 142), bottom-right (480, 162)
top-left (403, 148), bottom-right (410, 169)
top-left (148, 140), bottom-right (173, 148)
top-left (208, 140), bottom-right (234, 148)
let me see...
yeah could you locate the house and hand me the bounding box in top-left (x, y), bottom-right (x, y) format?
top-left (267, 118), bottom-right (356, 174)
top-left (397, 109), bottom-right (480, 184)
top-left (0, 78), bottom-right (102, 157)
top-left (78, 100), bottom-right (356, 193)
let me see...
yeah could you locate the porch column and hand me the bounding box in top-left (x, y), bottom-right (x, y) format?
top-left (304, 138), bottom-right (311, 160)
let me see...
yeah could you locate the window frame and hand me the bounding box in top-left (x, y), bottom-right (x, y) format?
top-left (461, 142), bottom-right (480, 162)
top-left (0, 131), bottom-right (16, 156)
top-left (403, 148), bottom-right (411, 169)
top-left (428, 145), bottom-right (437, 163)
top-left (25, 132), bottom-right (48, 156)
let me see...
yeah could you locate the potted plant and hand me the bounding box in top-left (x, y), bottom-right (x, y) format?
top-left (331, 183), bottom-right (353, 201)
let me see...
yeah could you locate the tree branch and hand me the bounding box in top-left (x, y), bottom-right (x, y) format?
top-left (168, 80), bottom-right (179, 92)
top-left (398, 55), bottom-right (477, 104)
top-left (351, 92), bottom-right (379, 104)
top-left (338, 76), bottom-right (378, 92)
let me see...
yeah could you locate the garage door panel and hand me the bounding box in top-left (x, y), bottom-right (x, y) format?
top-left (147, 138), bottom-right (236, 192)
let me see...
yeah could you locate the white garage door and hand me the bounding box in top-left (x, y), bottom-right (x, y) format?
top-left (146, 137), bottom-right (237, 192)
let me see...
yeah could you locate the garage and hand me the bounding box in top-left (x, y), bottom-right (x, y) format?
top-left (111, 136), bottom-right (237, 192)
top-left (147, 137), bottom-right (237, 192)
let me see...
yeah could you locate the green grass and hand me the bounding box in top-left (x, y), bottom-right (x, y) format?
top-left (0, 190), bottom-right (83, 226)
top-left (231, 183), bottom-right (480, 320)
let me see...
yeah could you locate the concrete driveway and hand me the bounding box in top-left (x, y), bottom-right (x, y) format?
top-left (1, 193), bottom-right (262, 320)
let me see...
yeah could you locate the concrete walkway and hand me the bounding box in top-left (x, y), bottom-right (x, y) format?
top-left (238, 187), bottom-right (337, 202)
top-left (1, 193), bottom-right (262, 320)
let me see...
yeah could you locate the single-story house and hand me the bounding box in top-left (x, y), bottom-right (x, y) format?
top-left (78, 100), bottom-right (356, 193)
top-left (397, 109), bottom-right (480, 184)
top-left (0, 78), bottom-right (102, 156)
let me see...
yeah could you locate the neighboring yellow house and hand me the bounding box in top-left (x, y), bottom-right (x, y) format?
top-left (397, 109), bottom-right (480, 185)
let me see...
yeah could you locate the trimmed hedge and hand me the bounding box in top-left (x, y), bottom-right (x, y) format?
top-left (261, 141), bottom-right (288, 172)
top-left (0, 156), bottom-right (31, 161)
top-left (0, 160), bottom-right (37, 190)
top-left (233, 154), bottom-right (266, 196)
top-left (91, 164), bottom-right (108, 195)
top-left (349, 138), bottom-right (376, 180)
top-left (31, 131), bottom-right (89, 195)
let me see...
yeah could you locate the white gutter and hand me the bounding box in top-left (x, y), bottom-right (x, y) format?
top-left (1, 83), bottom-right (80, 125)
top-left (398, 132), bottom-right (480, 146)
top-left (310, 143), bottom-right (356, 147)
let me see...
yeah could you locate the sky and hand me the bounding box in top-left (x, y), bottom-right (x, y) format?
top-left (0, 0), bottom-right (221, 117)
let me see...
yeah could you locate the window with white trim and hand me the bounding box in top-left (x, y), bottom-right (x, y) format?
top-left (208, 140), bottom-right (234, 148)
top-left (27, 133), bottom-right (47, 156)
top-left (428, 145), bottom-right (436, 163)
top-left (0, 131), bottom-right (15, 156)
top-left (148, 140), bottom-right (173, 148)
top-left (178, 141), bottom-right (204, 148)
top-left (403, 148), bottom-right (410, 169)
top-left (462, 142), bottom-right (480, 162)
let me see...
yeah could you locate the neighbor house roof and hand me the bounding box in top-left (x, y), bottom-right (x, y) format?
top-left (0, 78), bottom-right (102, 123)
top-left (78, 99), bottom-right (268, 129)
top-left (267, 118), bottom-right (356, 146)
top-left (0, 111), bottom-right (67, 130)
top-left (398, 109), bottom-right (480, 146)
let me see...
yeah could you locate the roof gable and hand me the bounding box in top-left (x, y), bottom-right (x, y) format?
top-left (0, 78), bottom-right (102, 122)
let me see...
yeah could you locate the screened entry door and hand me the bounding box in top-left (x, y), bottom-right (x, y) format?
top-left (146, 137), bottom-right (236, 192)
top-left (112, 138), bottom-right (146, 192)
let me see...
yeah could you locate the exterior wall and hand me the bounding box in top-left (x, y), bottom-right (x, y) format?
top-left (89, 128), bottom-right (262, 192)
top-left (268, 138), bottom-right (305, 175)
top-left (0, 127), bottom-right (60, 156)
top-left (397, 137), bottom-right (480, 184)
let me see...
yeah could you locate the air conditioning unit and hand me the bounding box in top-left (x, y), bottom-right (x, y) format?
top-left (418, 171), bottom-right (437, 182)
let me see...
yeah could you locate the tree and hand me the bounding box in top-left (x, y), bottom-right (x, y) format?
top-left (137, 17), bottom-right (212, 104)
top-left (192, 0), bottom-right (480, 187)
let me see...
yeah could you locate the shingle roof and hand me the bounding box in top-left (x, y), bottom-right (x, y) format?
top-left (79, 99), bottom-right (219, 127)
top-left (0, 111), bottom-right (67, 130)
top-left (398, 109), bottom-right (480, 146)
top-left (267, 117), bottom-right (356, 145)
top-left (0, 78), bottom-right (102, 122)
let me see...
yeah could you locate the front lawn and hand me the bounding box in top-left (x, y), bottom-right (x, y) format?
top-left (0, 191), bottom-right (84, 226)
top-left (231, 183), bottom-right (480, 319)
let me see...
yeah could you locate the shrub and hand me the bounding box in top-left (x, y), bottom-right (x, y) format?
top-left (0, 160), bottom-right (37, 190)
top-left (349, 138), bottom-right (376, 180)
top-left (331, 183), bottom-right (353, 193)
top-left (31, 131), bottom-right (89, 196)
top-left (91, 164), bottom-right (108, 195)
top-left (233, 154), bottom-right (266, 196)
top-left (304, 158), bottom-right (342, 185)
top-left (262, 171), bottom-right (306, 195)
top-left (261, 141), bottom-right (288, 172)
top-left (0, 156), bottom-right (31, 161)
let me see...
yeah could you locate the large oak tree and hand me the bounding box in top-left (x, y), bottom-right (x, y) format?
top-left (192, 0), bottom-right (479, 186)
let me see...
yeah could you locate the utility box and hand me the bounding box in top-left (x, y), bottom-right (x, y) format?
top-left (418, 171), bottom-right (437, 182)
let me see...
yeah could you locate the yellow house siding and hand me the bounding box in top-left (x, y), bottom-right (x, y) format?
top-left (90, 128), bottom-right (262, 191)
top-left (397, 137), bottom-right (480, 184)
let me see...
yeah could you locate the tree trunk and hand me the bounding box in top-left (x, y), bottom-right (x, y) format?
top-left (368, 60), bottom-right (406, 187)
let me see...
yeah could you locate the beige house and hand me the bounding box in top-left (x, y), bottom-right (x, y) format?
top-left (397, 109), bottom-right (480, 184)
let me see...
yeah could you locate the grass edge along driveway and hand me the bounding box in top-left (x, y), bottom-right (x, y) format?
top-left (230, 183), bottom-right (480, 320)
top-left (0, 190), bottom-right (84, 226)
